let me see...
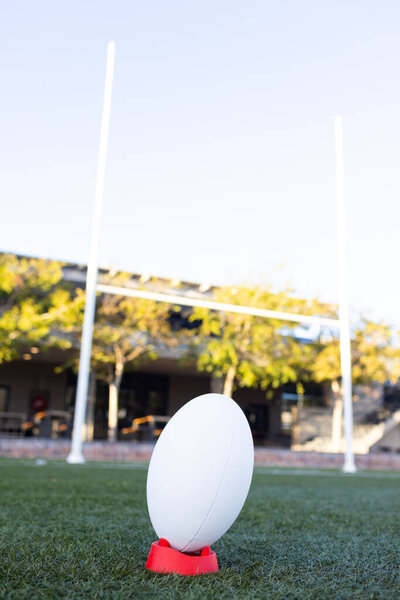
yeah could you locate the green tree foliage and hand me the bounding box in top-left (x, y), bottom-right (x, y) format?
top-left (60, 273), bottom-right (177, 441)
top-left (0, 253), bottom-right (69, 363)
top-left (309, 318), bottom-right (399, 446)
top-left (310, 318), bottom-right (398, 387)
top-left (188, 285), bottom-right (314, 398)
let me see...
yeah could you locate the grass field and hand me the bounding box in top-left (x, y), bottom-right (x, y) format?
top-left (0, 459), bottom-right (399, 599)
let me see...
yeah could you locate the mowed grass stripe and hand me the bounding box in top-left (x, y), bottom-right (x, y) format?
top-left (0, 459), bottom-right (399, 599)
top-left (2, 457), bottom-right (399, 479)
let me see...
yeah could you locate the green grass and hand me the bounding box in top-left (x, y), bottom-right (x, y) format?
top-left (0, 459), bottom-right (399, 599)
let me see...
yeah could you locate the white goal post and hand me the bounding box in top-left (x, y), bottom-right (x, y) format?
top-left (67, 41), bottom-right (115, 463)
top-left (67, 42), bottom-right (356, 473)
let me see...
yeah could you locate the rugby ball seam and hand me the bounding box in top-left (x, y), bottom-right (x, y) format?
top-left (180, 400), bottom-right (236, 552)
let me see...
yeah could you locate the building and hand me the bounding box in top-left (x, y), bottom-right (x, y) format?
top-left (3, 254), bottom-right (399, 454)
top-left (0, 258), bottom-right (287, 446)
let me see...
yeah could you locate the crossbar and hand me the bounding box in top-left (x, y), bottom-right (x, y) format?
top-left (96, 283), bottom-right (340, 329)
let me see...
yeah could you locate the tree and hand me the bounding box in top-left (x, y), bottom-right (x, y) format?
top-left (188, 284), bottom-right (307, 398)
top-left (0, 253), bottom-right (70, 363)
top-left (60, 273), bottom-right (177, 441)
top-left (309, 318), bottom-right (399, 449)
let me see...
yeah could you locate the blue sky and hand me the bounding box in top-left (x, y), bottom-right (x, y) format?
top-left (1, 1), bottom-right (400, 326)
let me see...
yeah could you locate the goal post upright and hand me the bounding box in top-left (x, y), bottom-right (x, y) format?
top-left (335, 116), bottom-right (356, 473)
top-left (67, 41), bottom-right (116, 464)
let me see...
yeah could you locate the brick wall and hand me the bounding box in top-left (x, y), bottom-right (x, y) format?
top-left (1, 438), bottom-right (400, 470)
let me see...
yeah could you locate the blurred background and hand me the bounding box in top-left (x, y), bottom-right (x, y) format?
top-left (1, 1), bottom-right (400, 462)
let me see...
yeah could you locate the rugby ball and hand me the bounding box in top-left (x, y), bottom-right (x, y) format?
top-left (146, 393), bottom-right (254, 553)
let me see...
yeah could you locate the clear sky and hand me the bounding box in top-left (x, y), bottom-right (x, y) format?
top-left (1, 1), bottom-right (400, 326)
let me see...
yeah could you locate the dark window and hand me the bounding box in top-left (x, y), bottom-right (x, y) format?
top-left (94, 372), bottom-right (169, 440)
top-left (0, 386), bottom-right (10, 412)
top-left (245, 404), bottom-right (269, 444)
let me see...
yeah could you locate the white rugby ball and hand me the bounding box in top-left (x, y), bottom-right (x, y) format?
top-left (146, 393), bottom-right (254, 553)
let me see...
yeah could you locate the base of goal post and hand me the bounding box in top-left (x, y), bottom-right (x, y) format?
top-left (66, 452), bottom-right (86, 464)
